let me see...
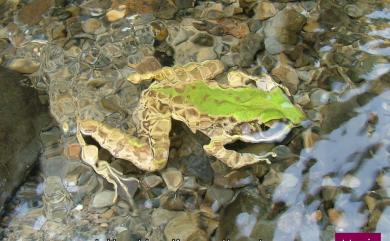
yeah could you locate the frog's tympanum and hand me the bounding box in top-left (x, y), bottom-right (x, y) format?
top-left (78, 60), bottom-right (305, 172)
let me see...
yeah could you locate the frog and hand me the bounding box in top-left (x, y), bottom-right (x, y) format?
top-left (78, 60), bottom-right (305, 172)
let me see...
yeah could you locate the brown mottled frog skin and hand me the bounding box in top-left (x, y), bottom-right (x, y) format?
top-left (78, 60), bottom-right (304, 171)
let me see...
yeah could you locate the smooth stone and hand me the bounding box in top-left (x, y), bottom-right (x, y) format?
top-left (191, 33), bottom-right (214, 47)
top-left (271, 63), bottom-right (299, 94)
top-left (18, 0), bottom-right (54, 25)
top-left (92, 190), bottom-right (116, 208)
top-left (180, 154), bottom-right (214, 185)
top-left (8, 58), bottom-right (40, 74)
top-left (106, 8), bottom-right (126, 22)
top-left (239, 33), bottom-right (264, 67)
top-left (263, 8), bottom-right (306, 53)
top-left (174, 0), bottom-right (195, 9)
top-left (344, 4), bottom-right (364, 18)
top-left (164, 212), bottom-right (208, 241)
top-left (0, 67), bottom-right (51, 211)
top-left (196, 48), bottom-right (217, 62)
top-left (205, 186), bottom-right (234, 212)
top-left (161, 167), bottom-right (183, 192)
top-left (82, 18), bottom-right (104, 34)
top-left (340, 174), bottom-right (361, 188)
top-left (264, 37), bottom-right (285, 54)
top-left (253, 1), bottom-right (277, 20)
top-left (310, 89), bottom-right (330, 107)
top-left (151, 208), bottom-right (182, 227)
top-left (262, 168), bottom-right (282, 187)
top-left (214, 170), bottom-right (256, 188)
top-left (142, 175), bottom-right (163, 189)
top-left (216, 190), bottom-right (273, 240)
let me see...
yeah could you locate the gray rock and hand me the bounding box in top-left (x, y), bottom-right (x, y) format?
top-left (205, 186), bottom-right (234, 211)
top-left (0, 67), bottom-right (51, 211)
top-left (264, 8), bottom-right (306, 54)
top-left (7, 58), bottom-right (40, 74)
top-left (239, 33), bottom-right (264, 67)
top-left (91, 190), bottom-right (116, 208)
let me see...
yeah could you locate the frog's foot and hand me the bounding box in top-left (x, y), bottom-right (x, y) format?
top-left (78, 137), bottom-right (138, 213)
top-left (95, 161), bottom-right (139, 215)
top-left (127, 60), bottom-right (225, 84)
top-left (203, 136), bottom-right (275, 169)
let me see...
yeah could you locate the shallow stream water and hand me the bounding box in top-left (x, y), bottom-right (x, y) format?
top-left (0, 0), bottom-right (389, 241)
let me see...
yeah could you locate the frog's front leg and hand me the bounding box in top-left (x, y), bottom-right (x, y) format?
top-left (203, 130), bottom-right (276, 169)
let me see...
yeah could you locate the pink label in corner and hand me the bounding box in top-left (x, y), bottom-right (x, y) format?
top-left (335, 233), bottom-right (381, 241)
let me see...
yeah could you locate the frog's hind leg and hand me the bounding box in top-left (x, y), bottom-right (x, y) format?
top-left (135, 97), bottom-right (173, 171)
top-left (203, 131), bottom-right (276, 169)
top-left (142, 115), bottom-right (172, 170)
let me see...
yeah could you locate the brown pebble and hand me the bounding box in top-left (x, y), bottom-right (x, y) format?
top-left (327, 208), bottom-right (343, 225)
top-left (309, 210), bottom-right (323, 222)
top-left (65, 143), bottom-right (81, 160)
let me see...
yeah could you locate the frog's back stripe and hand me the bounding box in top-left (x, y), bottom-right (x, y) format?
top-left (154, 81), bottom-right (305, 125)
top-left (128, 60), bottom-right (225, 84)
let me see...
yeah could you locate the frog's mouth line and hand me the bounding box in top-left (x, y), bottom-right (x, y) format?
top-left (240, 122), bottom-right (293, 143)
top-left (225, 122), bottom-right (293, 154)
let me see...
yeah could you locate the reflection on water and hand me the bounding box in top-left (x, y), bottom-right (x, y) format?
top-left (273, 89), bottom-right (390, 240)
top-left (1, 0), bottom-right (390, 240)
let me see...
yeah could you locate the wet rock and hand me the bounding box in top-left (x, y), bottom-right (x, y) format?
top-left (174, 0), bottom-right (195, 9)
top-left (43, 176), bottom-right (73, 223)
top-left (271, 63), bottom-right (300, 94)
top-left (191, 33), bottom-right (214, 47)
top-left (174, 41), bottom-right (217, 64)
top-left (106, 7), bottom-right (126, 22)
top-left (161, 167), bottom-right (183, 192)
top-left (327, 208), bottom-right (346, 227)
top-left (264, 8), bottom-right (306, 54)
top-left (216, 190), bottom-right (274, 240)
top-left (214, 170), bottom-right (257, 188)
top-left (321, 185), bottom-right (340, 202)
top-left (302, 128), bottom-right (319, 149)
top-left (81, 18), bottom-right (105, 34)
top-left (164, 212), bottom-right (208, 241)
top-left (262, 168), bottom-right (282, 187)
top-left (142, 175), bottom-right (163, 189)
top-left (152, 208), bottom-right (181, 227)
top-left (239, 33), bottom-right (264, 67)
top-left (91, 190), bottom-right (116, 209)
top-left (253, 1), bottom-right (277, 20)
top-left (180, 154), bottom-right (214, 185)
top-left (205, 186), bottom-right (234, 212)
top-left (0, 67), bottom-right (51, 211)
top-left (130, 56), bottom-right (162, 74)
top-left (151, 21), bottom-right (169, 42)
top-left (7, 58), bottom-right (40, 74)
top-left (344, 4), bottom-right (364, 18)
top-left (310, 89), bottom-right (330, 107)
top-left (18, 0), bottom-right (54, 25)
top-left (154, 0), bottom-right (178, 20)
top-left (160, 192), bottom-right (185, 210)
top-left (340, 174), bottom-right (361, 189)
top-left (216, 18), bottom-right (250, 39)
